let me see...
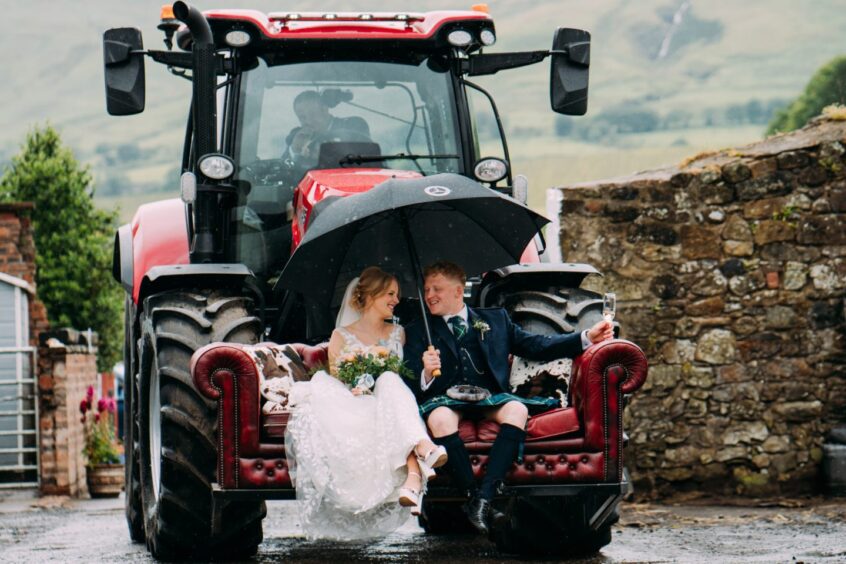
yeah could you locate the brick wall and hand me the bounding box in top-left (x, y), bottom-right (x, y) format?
top-left (553, 117), bottom-right (846, 497)
top-left (38, 330), bottom-right (98, 497)
top-left (0, 203), bottom-right (49, 346)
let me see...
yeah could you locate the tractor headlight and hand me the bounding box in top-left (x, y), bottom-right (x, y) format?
top-left (480, 29), bottom-right (496, 46)
top-left (225, 30), bottom-right (251, 47)
top-left (447, 30), bottom-right (473, 47)
top-left (473, 157), bottom-right (508, 183)
top-left (198, 154), bottom-right (235, 180)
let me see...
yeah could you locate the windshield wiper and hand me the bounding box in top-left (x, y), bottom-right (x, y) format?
top-left (338, 153), bottom-right (459, 165)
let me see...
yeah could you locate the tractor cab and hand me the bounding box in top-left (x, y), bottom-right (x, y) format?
top-left (104, 4), bottom-right (590, 306)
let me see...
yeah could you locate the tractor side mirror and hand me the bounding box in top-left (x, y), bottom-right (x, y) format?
top-left (549, 28), bottom-right (590, 116)
top-left (103, 28), bottom-right (146, 116)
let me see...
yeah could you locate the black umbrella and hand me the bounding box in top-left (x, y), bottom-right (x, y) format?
top-left (276, 173), bottom-right (549, 350)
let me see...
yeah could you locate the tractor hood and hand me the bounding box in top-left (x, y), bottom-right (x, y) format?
top-left (291, 168), bottom-right (423, 247)
top-left (297, 168), bottom-right (423, 200)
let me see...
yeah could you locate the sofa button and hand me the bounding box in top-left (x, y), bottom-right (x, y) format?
top-left (276, 461), bottom-right (284, 469)
top-left (568, 463), bottom-right (576, 471)
top-left (471, 457), bottom-right (479, 465)
top-left (537, 456), bottom-right (544, 463)
top-left (526, 463), bottom-right (535, 471)
top-left (559, 456), bottom-right (566, 463)
top-left (255, 461), bottom-right (263, 470)
top-left (546, 464), bottom-right (554, 471)
top-left (581, 456), bottom-right (589, 464)
top-left (266, 468), bottom-right (274, 477)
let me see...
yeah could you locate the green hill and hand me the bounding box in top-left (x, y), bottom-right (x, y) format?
top-left (2, 0), bottom-right (845, 220)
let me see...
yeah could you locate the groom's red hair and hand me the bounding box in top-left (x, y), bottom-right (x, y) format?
top-left (423, 261), bottom-right (466, 285)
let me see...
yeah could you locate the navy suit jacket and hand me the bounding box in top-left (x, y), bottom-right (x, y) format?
top-left (403, 307), bottom-right (584, 403)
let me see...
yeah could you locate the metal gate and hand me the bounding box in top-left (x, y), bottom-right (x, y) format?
top-left (0, 273), bottom-right (38, 488)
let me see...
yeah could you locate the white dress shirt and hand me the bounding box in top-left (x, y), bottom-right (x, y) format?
top-left (419, 306), bottom-right (592, 391)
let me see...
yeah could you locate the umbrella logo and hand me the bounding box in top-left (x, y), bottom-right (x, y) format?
top-left (424, 185), bottom-right (451, 197)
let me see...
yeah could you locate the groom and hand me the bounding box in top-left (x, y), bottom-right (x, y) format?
top-left (404, 261), bottom-right (613, 534)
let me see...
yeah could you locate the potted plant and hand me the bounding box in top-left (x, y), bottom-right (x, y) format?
top-left (80, 385), bottom-right (124, 497)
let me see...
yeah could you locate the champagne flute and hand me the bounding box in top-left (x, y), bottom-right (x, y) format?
top-left (602, 292), bottom-right (616, 322)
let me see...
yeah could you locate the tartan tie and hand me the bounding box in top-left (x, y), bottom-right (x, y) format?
top-left (448, 316), bottom-right (467, 340)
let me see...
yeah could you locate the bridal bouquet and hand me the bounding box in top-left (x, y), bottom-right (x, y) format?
top-left (335, 345), bottom-right (413, 390)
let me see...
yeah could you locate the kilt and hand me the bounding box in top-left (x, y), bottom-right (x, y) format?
top-left (419, 392), bottom-right (559, 418)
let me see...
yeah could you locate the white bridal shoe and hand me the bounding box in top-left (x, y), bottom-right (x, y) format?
top-left (415, 444), bottom-right (448, 479)
top-left (398, 471), bottom-right (424, 516)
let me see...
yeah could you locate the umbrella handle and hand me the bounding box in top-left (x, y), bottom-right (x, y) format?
top-left (428, 345), bottom-right (441, 378)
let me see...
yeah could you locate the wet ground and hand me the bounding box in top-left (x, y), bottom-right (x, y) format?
top-left (0, 493), bottom-right (844, 563)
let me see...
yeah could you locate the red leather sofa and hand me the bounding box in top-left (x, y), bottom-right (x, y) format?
top-left (190, 338), bottom-right (647, 491)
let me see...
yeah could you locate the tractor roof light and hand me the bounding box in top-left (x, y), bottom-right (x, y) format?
top-left (447, 30), bottom-right (473, 47)
top-left (480, 29), bottom-right (496, 46)
top-left (198, 154), bottom-right (235, 180)
top-left (225, 30), bottom-right (251, 47)
top-left (474, 157), bottom-right (508, 183)
top-left (471, 4), bottom-right (490, 13)
top-left (160, 4), bottom-right (176, 22)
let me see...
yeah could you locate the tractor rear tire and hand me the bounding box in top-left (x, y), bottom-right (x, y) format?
top-left (502, 287), bottom-right (603, 337)
top-left (137, 290), bottom-right (265, 560)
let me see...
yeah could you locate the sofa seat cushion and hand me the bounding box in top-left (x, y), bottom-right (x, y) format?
top-left (466, 407), bottom-right (580, 443)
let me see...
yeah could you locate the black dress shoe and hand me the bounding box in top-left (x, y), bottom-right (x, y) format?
top-left (464, 496), bottom-right (491, 534)
top-left (489, 504), bottom-right (507, 529)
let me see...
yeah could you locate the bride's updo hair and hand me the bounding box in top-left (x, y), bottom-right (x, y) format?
top-left (350, 267), bottom-right (399, 312)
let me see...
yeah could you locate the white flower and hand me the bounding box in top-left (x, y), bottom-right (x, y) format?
top-left (472, 318), bottom-right (491, 340)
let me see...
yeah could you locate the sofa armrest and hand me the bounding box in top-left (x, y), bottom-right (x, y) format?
top-left (191, 343), bottom-right (265, 487)
top-left (568, 338), bottom-right (648, 481)
top-left (191, 343), bottom-right (260, 400)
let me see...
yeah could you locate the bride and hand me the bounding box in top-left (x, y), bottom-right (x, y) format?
top-left (285, 266), bottom-right (447, 540)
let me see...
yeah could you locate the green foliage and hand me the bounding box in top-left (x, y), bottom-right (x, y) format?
top-left (0, 125), bottom-right (122, 371)
top-left (767, 56), bottom-right (846, 135)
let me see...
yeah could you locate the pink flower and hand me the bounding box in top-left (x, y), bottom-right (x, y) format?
top-left (106, 397), bottom-right (117, 413)
top-left (94, 413), bottom-right (100, 423)
top-left (97, 398), bottom-right (107, 413)
top-left (86, 386), bottom-right (94, 399)
top-left (79, 399), bottom-right (89, 414)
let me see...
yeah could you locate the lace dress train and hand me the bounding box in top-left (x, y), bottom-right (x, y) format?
top-left (285, 326), bottom-right (429, 540)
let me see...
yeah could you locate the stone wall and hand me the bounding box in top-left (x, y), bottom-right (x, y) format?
top-left (554, 117), bottom-right (846, 497)
top-left (38, 329), bottom-right (98, 497)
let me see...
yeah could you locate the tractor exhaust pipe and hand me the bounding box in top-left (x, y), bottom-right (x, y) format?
top-left (173, 2), bottom-right (221, 263)
top-left (172, 2), bottom-right (213, 46)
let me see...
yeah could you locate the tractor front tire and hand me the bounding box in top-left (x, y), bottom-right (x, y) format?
top-left (137, 290), bottom-right (265, 560)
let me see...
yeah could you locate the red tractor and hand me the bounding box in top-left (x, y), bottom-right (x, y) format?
top-left (104, 2), bottom-right (647, 559)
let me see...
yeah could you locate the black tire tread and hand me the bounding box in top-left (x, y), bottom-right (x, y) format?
top-left (139, 289), bottom-right (264, 561)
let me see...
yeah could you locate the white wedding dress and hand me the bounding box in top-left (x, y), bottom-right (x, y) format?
top-left (285, 324), bottom-right (430, 540)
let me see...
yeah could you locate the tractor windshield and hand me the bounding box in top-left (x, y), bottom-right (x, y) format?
top-left (235, 58), bottom-right (461, 180)
top-left (229, 57), bottom-right (461, 284)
